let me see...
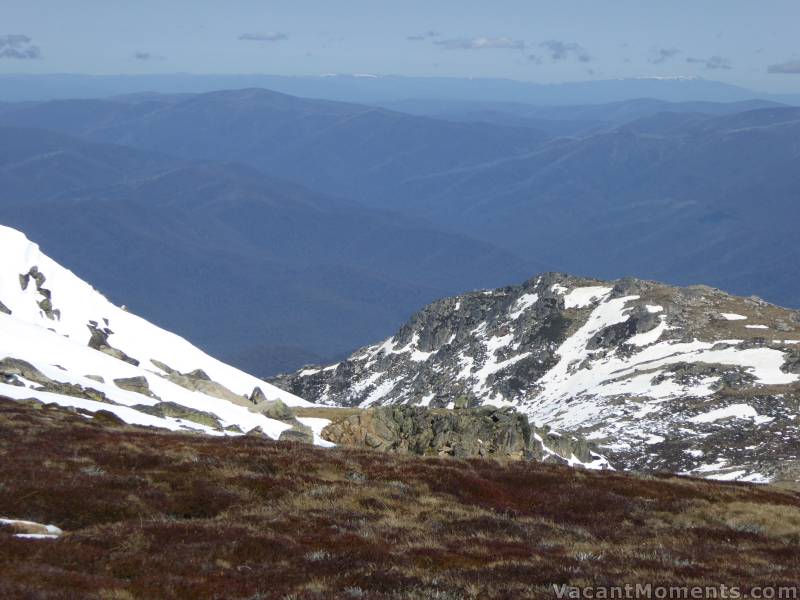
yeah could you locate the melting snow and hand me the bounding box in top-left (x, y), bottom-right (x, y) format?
top-left (721, 313), bottom-right (747, 321)
top-left (690, 404), bottom-right (773, 425)
top-left (628, 317), bottom-right (669, 346)
top-left (738, 473), bottom-right (771, 483)
top-left (524, 290), bottom-right (796, 434)
top-left (691, 458), bottom-right (729, 473)
top-left (456, 352), bottom-right (475, 380)
top-left (359, 376), bottom-right (403, 407)
top-left (418, 393), bottom-right (435, 407)
top-left (508, 293), bottom-right (539, 320)
top-left (296, 417), bottom-right (335, 448)
top-left (0, 518), bottom-right (63, 540)
top-left (563, 286), bottom-right (613, 309)
top-left (706, 470), bottom-right (748, 481)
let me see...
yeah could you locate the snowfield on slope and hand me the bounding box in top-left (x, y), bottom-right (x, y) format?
top-left (525, 287), bottom-right (795, 428)
top-left (0, 225), bottom-right (312, 441)
top-left (274, 274), bottom-right (800, 482)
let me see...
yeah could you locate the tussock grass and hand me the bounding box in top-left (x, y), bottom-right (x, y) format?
top-left (1, 397), bottom-right (799, 599)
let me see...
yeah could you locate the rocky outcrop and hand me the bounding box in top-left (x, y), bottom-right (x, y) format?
top-left (254, 397), bottom-right (295, 421)
top-left (133, 402), bottom-right (223, 429)
top-left (150, 360), bottom-right (245, 405)
top-left (273, 272), bottom-right (800, 482)
top-left (113, 376), bottom-right (159, 399)
top-left (320, 405), bottom-right (603, 465)
top-left (248, 386), bottom-right (268, 405)
top-left (278, 424), bottom-right (314, 443)
top-left (1, 357), bottom-right (109, 403)
top-left (19, 267), bottom-right (60, 321)
top-left (88, 322), bottom-right (139, 366)
top-left (252, 396), bottom-right (314, 443)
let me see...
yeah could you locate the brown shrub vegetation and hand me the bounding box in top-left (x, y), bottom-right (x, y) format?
top-left (0, 397), bottom-right (799, 599)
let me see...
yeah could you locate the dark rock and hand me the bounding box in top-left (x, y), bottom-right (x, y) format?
top-left (87, 323), bottom-right (140, 366)
top-left (133, 402), bottom-right (223, 429)
top-left (0, 357), bottom-right (48, 382)
top-left (151, 361), bottom-right (245, 404)
top-left (19, 267), bottom-right (59, 320)
top-left (92, 410), bottom-right (126, 427)
top-left (255, 398), bottom-right (295, 421)
top-left (113, 376), bottom-right (159, 399)
top-left (279, 423), bottom-right (314, 443)
top-left (185, 369), bottom-right (211, 381)
top-left (782, 349), bottom-right (800, 375)
top-left (150, 359), bottom-right (177, 374)
top-left (248, 386), bottom-right (268, 405)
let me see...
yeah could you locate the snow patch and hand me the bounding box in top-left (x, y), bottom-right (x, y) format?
top-left (1, 518), bottom-right (63, 540)
top-left (508, 293), bottom-right (539, 320)
top-left (628, 317), bottom-right (669, 347)
top-left (689, 404), bottom-right (773, 425)
top-left (563, 286), bottom-right (613, 309)
top-left (296, 417), bottom-right (335, 448)
top-left (721, 313), bottom-right (747, 321)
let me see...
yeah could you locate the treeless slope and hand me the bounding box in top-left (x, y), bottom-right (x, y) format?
top-left (1, 397), bottom-right (799, 599)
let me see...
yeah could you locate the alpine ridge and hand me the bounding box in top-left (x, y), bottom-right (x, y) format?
top-left (272, 273), bottom-right (800, 483)
top-left (0, 224), bottom-right (327, 443)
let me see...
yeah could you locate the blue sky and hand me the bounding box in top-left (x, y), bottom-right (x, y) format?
top-left (2, 0), bottom-right (799, 92)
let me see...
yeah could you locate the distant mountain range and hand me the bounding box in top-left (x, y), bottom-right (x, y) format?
top-left (1, 73), bottom-right (799, 105)
top-left (0, 125), bottom-right (537, 374)
top-left (1, 86), bottom-right (799, 375)
top-left (375, 97), bottom-right (786, 136)
top-left (3, 89), bottom-right (798, 310)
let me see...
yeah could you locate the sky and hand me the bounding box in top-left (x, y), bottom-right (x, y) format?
top-left (1, 0), bottom-right (799, 93)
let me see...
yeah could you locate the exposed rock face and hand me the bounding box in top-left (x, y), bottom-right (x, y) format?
top-left (150, 360), bottom-right (246, 405)
top-left (113, 376), bottom-right (159, 399)
top-left (320, 405), bottom-right (602, 465)
top-left (255, 397), bottom-right (295, 421)
top-left (133, 402), bottom-right (223, 429)
top-left (273, 273), bottom-right (800, 482)
top-left (278, 423), bottom-right (314, 443)
top-left (248, 386), bottom-right (268, 405)
top-left (249, 396), bottom-right (314, 443)
top-left (1, 357), bottom-right (109, 403)
top-left (88, 322), bottom-right (139, 366)
top-left (19, 267), bottom-right (60, 321)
